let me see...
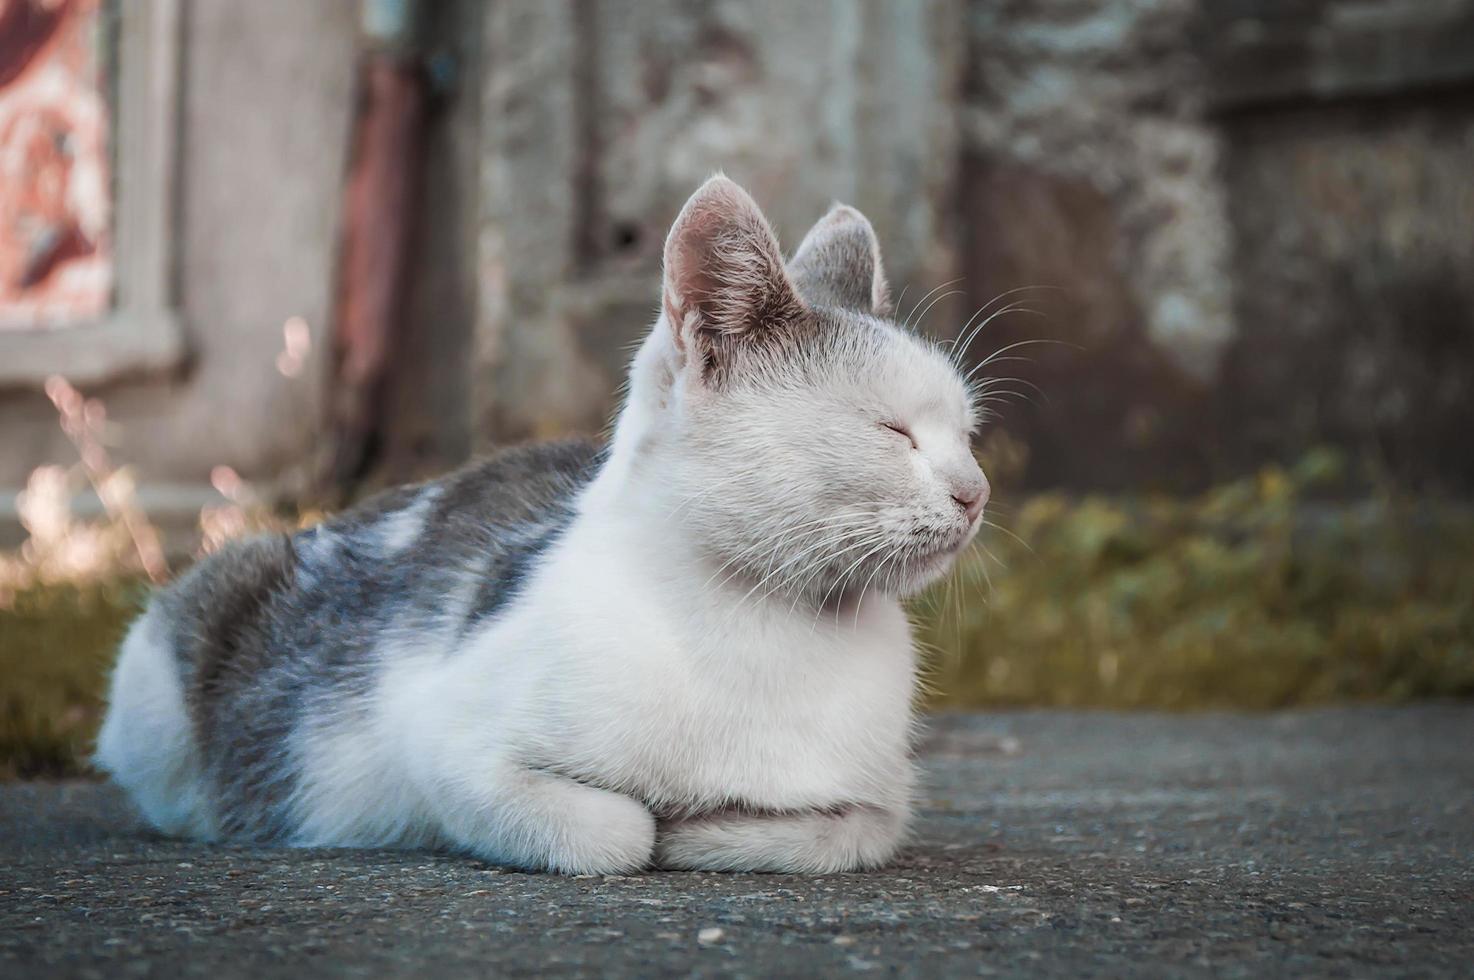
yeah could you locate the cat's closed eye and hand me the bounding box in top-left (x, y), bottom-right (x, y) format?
top-left (880, 421), bottom-right (917, 448)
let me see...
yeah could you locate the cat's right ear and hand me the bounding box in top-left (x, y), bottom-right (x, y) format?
top-left (661, 176), bottom-right (806, 360)
top-left (788, 204), bottom-right (890, 316)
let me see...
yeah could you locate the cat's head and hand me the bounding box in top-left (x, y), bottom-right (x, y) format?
top-left (619, 176), bottom-right (986, 603)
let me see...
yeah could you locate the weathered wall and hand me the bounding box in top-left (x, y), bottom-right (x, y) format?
top-left (960, 0), bottom-right (1233, 490)
top-left (5, 0), bottom-right (1472, 515)
top-left (473, 0), bottom-right (968, 445)
top-left (958, 0), bottom-right (1474, 491)
top-left (376, 0), bottom-right (485, 483)
top-left (1219, 93), bottom-right (1474, 489)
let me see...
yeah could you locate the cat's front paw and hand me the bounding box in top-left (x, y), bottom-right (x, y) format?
top-left (545, 788), bottom-right (656, 875)
top-left (655, 805), bottom-right (907, 873)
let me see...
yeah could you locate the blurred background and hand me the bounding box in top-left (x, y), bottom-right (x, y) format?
top-left (1, 0), bottom-right (1471, 777)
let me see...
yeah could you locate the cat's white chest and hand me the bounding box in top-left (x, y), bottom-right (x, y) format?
top-left (525, 558), bottom-right (918, 812)
top-left (438, 515), bottom-right (920, 821)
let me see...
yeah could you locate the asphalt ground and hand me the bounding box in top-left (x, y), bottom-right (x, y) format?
top-left (3, 705), bottom-right (1471, 978)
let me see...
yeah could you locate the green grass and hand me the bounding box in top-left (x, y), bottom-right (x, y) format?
top-left (0, 579), bottom-right (145, 779)
top-left (918, 457), bottom-right (1474, 710)
top-left (4, 455), bottom-right (1473, 778)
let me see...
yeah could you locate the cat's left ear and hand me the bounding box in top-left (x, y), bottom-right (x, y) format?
top-left (662, 176), bottom-right (807, 355)
top-left (788, 204), bottom-right (891, 316)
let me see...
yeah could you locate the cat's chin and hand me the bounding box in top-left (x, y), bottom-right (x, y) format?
top-left (893, 543), bottom-right (968, 597)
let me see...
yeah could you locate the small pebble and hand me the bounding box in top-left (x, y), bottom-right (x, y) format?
top-left (697, 927), bottom-right (725, 945)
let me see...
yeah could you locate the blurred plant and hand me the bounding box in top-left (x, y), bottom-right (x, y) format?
top-left (919, 449), bottom-right (1474, 710)
top-left (197, 463), bottom-right (300, 555)
top-left (0, 377), bottom-right (168, 606)
top-left (3, 317), bottom-right (317, 604)
top-left (0, 466), bottom-right (137, 604)
top-left (44, 375), bottom-right (172, 583)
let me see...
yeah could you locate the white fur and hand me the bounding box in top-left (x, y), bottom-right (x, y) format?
top-left (102, 178), bottom-right (988, 874)
top-left (378, 490), bottom-right (436, 555)
top-left (94, 609), bottom-right (218, 840)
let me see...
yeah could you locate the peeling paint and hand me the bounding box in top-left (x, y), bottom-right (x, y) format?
top-left (0, 0), bottom-right (112, 329)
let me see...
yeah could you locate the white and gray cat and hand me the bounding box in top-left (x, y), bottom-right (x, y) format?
top-left (96, 177), bottom-right (989, 874)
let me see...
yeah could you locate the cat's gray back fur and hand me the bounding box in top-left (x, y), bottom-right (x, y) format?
top-left (158, 438), bottom-right (606, 840)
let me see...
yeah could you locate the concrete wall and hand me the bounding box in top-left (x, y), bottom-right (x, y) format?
top-left (472, 0), bottom-right (968, 445)
top-left (468, 0), bottom-right (1474, 492)
top-left (958, 0), bottom-right (1474, 490)
top-left (1220, 93), bottom-right (1474, 489)
top-left (959, 0), bottom-right (1233, 490)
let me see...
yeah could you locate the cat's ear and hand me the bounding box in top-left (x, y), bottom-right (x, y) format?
top-left (662, 176), bottom-right (806, 354)
top-left (788, 204), bottom-right (890, 316)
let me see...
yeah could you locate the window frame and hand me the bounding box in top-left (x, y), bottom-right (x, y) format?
top-left (0, 0), bottom-right (184, 388)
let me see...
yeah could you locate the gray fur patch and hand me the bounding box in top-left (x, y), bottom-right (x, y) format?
top-left (788, 205), bottom-right (888, 315)
top-left (160, 534), bottom-right (301, 840)
top-left (463, 519), bottom-right (571, 629)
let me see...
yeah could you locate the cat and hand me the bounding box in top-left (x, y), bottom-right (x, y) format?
top-left (95, 176), bottom-right (989, 874)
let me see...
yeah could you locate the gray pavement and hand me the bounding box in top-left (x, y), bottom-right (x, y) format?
top-left (2, 706), bottom-right (1471, 978)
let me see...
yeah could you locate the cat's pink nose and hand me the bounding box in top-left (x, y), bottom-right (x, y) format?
top-left (952, 476), bottom-right (989, 523)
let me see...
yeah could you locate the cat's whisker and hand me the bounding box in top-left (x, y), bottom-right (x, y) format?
top-left (727, 531), bottom-right (889, 635)
top-left (972, 392), bottom-right (1041, 416)
top-left (890, 281), bottom-right (911, 319)
top-left (789, 537), bottom-right (866, 620)
top-left (667, 469), bottom-right (767, 519)
top-left (972, 387), bottom-right (1036, 406)
top-left (900, 277), bottom-right (963, 332)
top-left (852, 547), bottom-right (904, 628)
top-left (722, 524), bottom-right (882, 617)
top-left (968, 374), bottom-right (1041, 397)
top-left (818, 535), bottom-right (895, 616)
top-left (966, 337), bottom-right (1076, 379)
top-left (964, 354), bottom-right (1036, 374)
top-left (952, 303), bottom-right (1044, 365)
top-left (972, 546), bottom-right (996, 596)
top-left (950, 557), bottom-right (967, 652)
top-left (980, 517), bottom-right (1032, 553)
top-left (700, 519), bottom-right (868, 598)
top-left (907, 288), bottom-right (965, 337)
top-left (974, 537), bottom-right (1008, 571)
top-left (753, 518), bottom-right (876, 585)
top-left (965, 369), bottom-right (1051, 402)
top-left (948, 284), bottom-right (1060, 363)
top-left (941, 297), bottom-right (999, 358)
top-left (758, 523), bottom-right (870, 584)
